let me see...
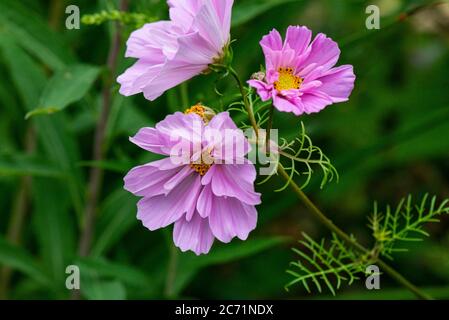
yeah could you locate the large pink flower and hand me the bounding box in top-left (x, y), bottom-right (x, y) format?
top-left (117, 0), bottom-right (234, 101)
top-left (248, 26), bottom-right (356, 116)
top-left (124, 107), bottom-right (261, 255)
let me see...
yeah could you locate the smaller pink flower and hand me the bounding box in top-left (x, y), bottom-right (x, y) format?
top-left (124, 106), bottom-right (261, 255)
top-left (248, 26), bottom-right (356, 116)
top-left (117, 0), bottom-right (234, 101)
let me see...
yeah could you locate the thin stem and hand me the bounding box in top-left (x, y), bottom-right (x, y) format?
top-left (48, 0), bottom-right (64, 30)
top-left (229, 69), bottom-right (432, 300)
top-left (279, 150), bottom-right (324, 164)
top-left (278, 164), bottom-right (432, 300)
top-left (0, 127), bottom-right (36, 299)
top-left (266, 105), bottom-right (274, 155)
top-left (73, 0), bottom-right (128, 300)
top-left (78, 0), bottom-right (129, 259)
top-left (228, 67), bottom-right (258, 137)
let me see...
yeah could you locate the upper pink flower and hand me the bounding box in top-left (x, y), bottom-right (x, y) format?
top-left (117, 0), bottom-right (234, 101)
top-left (248, 26), bottom-right (356, 116)
top-left (124, 108), bottom-right (261, 255)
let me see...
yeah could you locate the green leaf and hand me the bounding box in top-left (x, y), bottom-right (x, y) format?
top-left (0, 236), bottom-right (50, 287)
top-left (0, 154), bottom-right (62, 178)
top-left (82, 280), bottom-right (127, 300)
top-left (78, 160), bottom-right (131, 174)
top-left (0, 37), bottom-right (85, 217)
top-left (232, 0), bottom-right (303, 27)
top-left (91, 189), bottom-right (137, 257)
top-left (106, 95), bottom-right (154, 142)
top-left (26, 64), bottom-right (101, 119)
top-left (0, 0), bottom-right (74, 70)
top-left (32, 178), bottom-right (76, 293)
top-left (77, 256), bottom-right (150, 288)
top-left (171, 237), bottom-right (287, 296)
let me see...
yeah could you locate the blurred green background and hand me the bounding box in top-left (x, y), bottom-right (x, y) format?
top-left (1, 0), bottom-right (449, 300)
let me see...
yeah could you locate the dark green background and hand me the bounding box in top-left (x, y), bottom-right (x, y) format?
top-left (0, 0), bottom-right (448, 299)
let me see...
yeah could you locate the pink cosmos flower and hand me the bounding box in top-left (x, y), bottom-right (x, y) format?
top-left (117, 0), bottom-right (234, 101)
top-left (124, 106), bottom-right (261, 255)
top-left (248, 26), bottom-right (356, 116)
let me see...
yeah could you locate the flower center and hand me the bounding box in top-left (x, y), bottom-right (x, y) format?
top-left (190, 151), bottom-right (214, 176)
top-left (190, 163), bottom-right (211, 176)
top-left (184, 105), bottom-right (215, 176)
top-left (274, 67), bottom-right (303, 91)
top-left (184, 103), bottom-right (215, 124)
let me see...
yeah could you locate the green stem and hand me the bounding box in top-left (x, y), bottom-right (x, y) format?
top-left (266, 105), bottom-right (275, 155)
top-left (278, 163), bottom-right (432, 300)
top-left (279, 150), bottom-right (325, 164)
top-left (230, 69), bottom-right (433, 300)
top-left (228, 67), bottom-right (259, 137)
top-left (0, 127), bottom-right (35, 299)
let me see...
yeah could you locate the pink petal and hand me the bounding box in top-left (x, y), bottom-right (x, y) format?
top-left (247, 80), bottom-right (273, 101)
top-left (208, 196), bottom-right (257, 243)
top-left (273, 94), bottom-right (303, 116)
top-left (155, 112), bottom-right (204, 160)
top-left (141, 32), bottom-right (215, 101)
top-left (193, 0), bottom-right (232, 52)
top-left (208, 164), bottom-right (261, 205)
top-left (301, 91), bottom-right (334, 114)
top-left (206, 111), bottom-right (238, 131)
top-left (300, 33), bottom-right (341, 72)
top-left (129, 127), bottom-right (165, 154)
top-left (173, 213), bottom-right (215, 255)
top-left (197, 183), bottom-right (213, 218)
top-left (125, 21), bottom-right (178, 59)
top-left (124, 160), bottom-right (183, 197)
top-left (204, 112), bottom-right (250, 163)
top-left (168, 0), bottom-right (202, 32)
top-left (163, 165), bottom-right (194, 192)
top-left (316, 65), bottom-right (355, 103)
top-left (260, 29), bottom-right (283, 53)
top-left (211, 0), bottom-right (234, 39)
top-left (117, 61), bottom-right (162, 97)
top-left (285, 25), bottom-right (312, 57)
top-left (137, 173), bottom-right (201, 231)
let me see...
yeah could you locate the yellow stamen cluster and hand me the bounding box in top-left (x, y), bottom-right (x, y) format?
top-left (190, 163), bottom-right (211, 176)
top-left (185, 104), bottom-right (206, 118)
top-left (274, 67), bottom-right (303, 91)
top-left (185, 103), bottom-right (216, 124)
top-left (185, 104), bottom-right (216, 176)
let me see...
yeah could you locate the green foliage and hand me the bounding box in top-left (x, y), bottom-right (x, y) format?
top-left (287, 195), bottom-right (449, 295)
top-left (258, 121), bottom-right (339, 191)
top-left (232, 0), bottom-right (304, 27)
top-left (26, 64), bottom-right (101, 119)
top-left (286, 233), bottom-right (369, 295)
top-left (82, 280), bottom-right (127, 300)
top-left (171, 237), bottom-right (288, 297)
top-left (1, 0), bottom-right (449, 300)
top-left (0, 153), bottom-right (62, 178)
top-left (277, 122), bottom-right (339, 190)
top-left (369, 194), bottom-right (449, 258)
top-left (0, 236), bottom-right (51, 287)
top-left (82, 10), bottom-right (154, 29)
top-left (0, 0), bottom-right (74, 70)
